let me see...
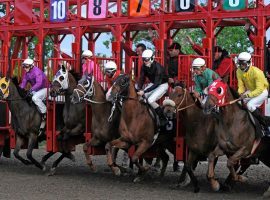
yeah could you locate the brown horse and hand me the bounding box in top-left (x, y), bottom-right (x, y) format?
top-left (168, 83), bottom-right (219, 192)
top-left (70, 74), bottom-right (121, 174)
top-left (204, 78), bottom-right (270, 192)
top-left (106, 74), bottom-right (170, 180)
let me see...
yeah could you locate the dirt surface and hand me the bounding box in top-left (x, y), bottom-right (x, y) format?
top-left (0, 145), bottom-right (269, 200)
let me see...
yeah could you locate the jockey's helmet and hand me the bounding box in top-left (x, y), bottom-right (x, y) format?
top-left (237, 52), bottom-right (251, 72)
top-left (82, 50), bottom-right (93, 58)
top-left (142, 49), bottom-right (154, 67)
top-left (104, 61), bottom-right (117, 75)
top-left (192, 58), bottom-right (206, 69)
top-left (22, 58), bottom-right (34, 71)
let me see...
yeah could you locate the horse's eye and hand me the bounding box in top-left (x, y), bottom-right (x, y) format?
top-left (217, 87), bottom-right (223, 94)
top-left (1, 83), bottom-right (6, 89)
top-left (59, 76), bottom-right (64, 81)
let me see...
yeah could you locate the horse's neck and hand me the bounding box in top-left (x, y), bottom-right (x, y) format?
top-left (8, 83), bottom-right (30, 114)
top-left (221, 92), bottom-right (245, 124)
top-left (181, 93), bottom-right (201, 120)
top-left (92, 81), bottom-right (106, 101)
top-left (122, 81), bottom-right (141, 115)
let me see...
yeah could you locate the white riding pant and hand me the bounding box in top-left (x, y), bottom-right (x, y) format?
top-left (144, 83), bottom-right (169, 109)
top-left (243, 89), bottom-right (268, 112)
top-left (32, 88), bottom-right (49, 114)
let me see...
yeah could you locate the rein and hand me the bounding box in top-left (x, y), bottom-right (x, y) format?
top-left (175, 87), bottom-right (196, 112)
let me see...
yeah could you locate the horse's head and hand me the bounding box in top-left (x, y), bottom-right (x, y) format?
top-left (0, 76), bottom-right (10, 99)
top-left (168, 83), bottom-right (188, 109)
top-left (71, 74), bottom-right (94, 104)
top-left (203, 79), bottom-right (228, 114)
top-left (110, 74), bottom-right (130, 102)
top-left (50, 65), bottom-right (69, 97)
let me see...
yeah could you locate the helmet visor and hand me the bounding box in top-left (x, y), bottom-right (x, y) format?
top-left (143, 57), bottom-right (151, 62)
top-left (22, 64), bottom-right (31, 69)
top-left (237, 60), bottom-right (249, 67)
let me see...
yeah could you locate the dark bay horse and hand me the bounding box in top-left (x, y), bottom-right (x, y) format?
top-left (41, 65), bottom-right (87, 174)
top-left (168, 84), bottom-right (219, 192)
top-left (106, 74), bottom-right (170, 180)
top-left (70, 74), bottom-right (121, 174)
top-left (204, 78), bottom-right (270, 192)
top-left (0, 76), bottom-right (45, 170)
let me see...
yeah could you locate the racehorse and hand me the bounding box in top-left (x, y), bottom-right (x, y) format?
top-left (41, 65), bottom-right (87, 175)
top-left (106, 74), bottom-right (170, 180)
top-left (0, 76), bottom-right (46, 170)
top-left (70, 74), bottom-right (121, 174)
top-left (167, 83), bottom-right (219, 192)
top-left (203, 78), bottom-right (270, 192)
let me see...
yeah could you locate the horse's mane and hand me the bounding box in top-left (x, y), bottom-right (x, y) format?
top-left (11, 76), bottom-right (28, 98)
top-left (69, 70), bottom-right (81, 82)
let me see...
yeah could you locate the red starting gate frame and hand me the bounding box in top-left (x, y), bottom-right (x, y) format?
top-left (0, 0), bottom-right (269, 162)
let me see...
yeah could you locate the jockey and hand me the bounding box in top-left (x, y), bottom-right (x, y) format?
top-left (137, 49), bottom-right (169, 126)
top-left (81, 50), bottom-right (103, 82)
top-left (236, 52), bottom-right (270, 126)
top-left (104, 61), bottom-right (121, 101)
top-left (20, 58), bottom-right (48, 122)
top-left (192, 58), bottom-right (220, 103)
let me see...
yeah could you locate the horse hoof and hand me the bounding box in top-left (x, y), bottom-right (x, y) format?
top-left (263, 187), bottom-right (270, 198)
top-left (238, 175), bottom-right (248, 183)
top-left (169, 184), bottom-right (181, 190)
top-left (133, 176), bottom-right (144, 183)
top-left (194, 187), bottom-right (200, 193)
top-left (211, 181), bottom-right (221, 192)
top-left (89, 164), bottom-right (97, 173)
top-left (179, 175), bottom-right (191, 187)
top-left (112, 167), bottom-right (121, 176)
top-left (47, 167), bottom-right (56, 176)
top-left (42, 165), bottom-right (47, 172)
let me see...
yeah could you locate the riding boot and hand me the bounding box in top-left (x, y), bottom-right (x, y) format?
top-left (155, 107), bottom-right (168, 127)
top-left (252, 108), bottom-right (270, 127)
top-left (38, 113), bottom-right (47, 141)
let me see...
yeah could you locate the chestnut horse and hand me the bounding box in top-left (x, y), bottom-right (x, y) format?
top-left (204, 78), bottom-right (270, 192)
top-left (168, 84), bottom-right (219, 192)
top-left (70, 74), bottom-right (121, 174)
top-left (106, 74), bottom-right (170, 180)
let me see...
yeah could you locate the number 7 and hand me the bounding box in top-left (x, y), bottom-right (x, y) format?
top-left (136, 0), bottom-right (143, 12)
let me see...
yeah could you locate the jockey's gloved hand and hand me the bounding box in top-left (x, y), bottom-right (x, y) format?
top-left (26, 90), bottom-right (33, 98)
top-left (240, 93), bottom-right (248, 100)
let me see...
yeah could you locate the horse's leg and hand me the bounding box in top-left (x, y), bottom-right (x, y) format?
top-left (41, 152), bottom-right (55, 166)
top-left (83, 143), bottom-right (96, 172)
top-left (26, 133), bottom-right (46, 171)
top-left (105, 138), bottom-right (130, 176)
top-left (226, 147), bottom-right (249, 183)
top-left (13, 135), bottom-right (32, 165)
top-left (207, 146), bottom-right (224, 191)
top-left (63, 124), bottom-right (83, 140)
top-left (0, 146), bottom-right (3, 159)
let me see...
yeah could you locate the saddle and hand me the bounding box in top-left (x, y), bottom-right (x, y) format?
top-left (248, 112), bottom-right (270, 138)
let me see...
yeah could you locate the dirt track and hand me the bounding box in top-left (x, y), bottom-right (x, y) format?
top-left (0, 145), bottom-right (269, 200)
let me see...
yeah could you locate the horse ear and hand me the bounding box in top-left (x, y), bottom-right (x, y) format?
top-left (222, 75), bottom-right (229, 83)
top-left (61, 64), bottom-right (66, 73)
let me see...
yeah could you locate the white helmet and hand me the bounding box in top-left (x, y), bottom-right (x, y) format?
top-left (237, 52), bottom-right (251, 72)
top-left (192, 58), bottom-right (206, 68)
top-left (142, 49), bottom-right (155, 66)
top-left (22, 58), bottom-right (34, 66)
top-left (82, 50), bottom-right (93, 58)
top-left (238, 52), bottom-right (251, 61)
top-left (104, 61), bottom-right (117, 73)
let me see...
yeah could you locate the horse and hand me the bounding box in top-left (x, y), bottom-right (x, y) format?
top-left (0, 76), bottom-right (46, 170)
top-left (40, 65), bottom-right (87, 175)
top-left (203, 77), bottom-right (270, 192)
top-left (167, 83), bottom-right (219, 192)
top-left (70, 74), bottom-right (122, 174)
top-left (105, 74), bottom-right (171, 180)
